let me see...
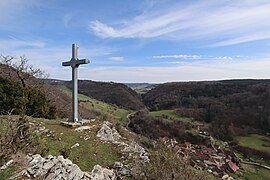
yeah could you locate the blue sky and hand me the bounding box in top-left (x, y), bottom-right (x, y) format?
top-left (1, 0), bottom-right (270, 83)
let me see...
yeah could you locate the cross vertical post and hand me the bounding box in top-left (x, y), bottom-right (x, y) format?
top-left (62, 44), bottom-right (90, 122)
top-left (72, 44), bottom-right (79, 122)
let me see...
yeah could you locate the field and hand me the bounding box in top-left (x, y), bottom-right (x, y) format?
top-left (149, 109), bottom-right (204, 126)
top-left (237, 134), bottom-right (270, 154)
top-left (58, 85), bottom-right (131, 126)
top-left (241, 164), bottom-right (270, 180)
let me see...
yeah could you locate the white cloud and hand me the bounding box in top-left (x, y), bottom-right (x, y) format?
top-left (109, 56), bottom-right (124, 61)
top-left (214, 56), bottom-right (233, 61)
top-left (152, 55), bottom-right (201, 60)
top-left (44, 57), bottom-right (270, 83)
top-left (0, 38), bottom-right (46, 49)
top-left (0, 38), bottom-right (114, 73)
top-left (152, 54), bottom-right (234, 62)
top-left (89, 0), bottom-right (270, 46)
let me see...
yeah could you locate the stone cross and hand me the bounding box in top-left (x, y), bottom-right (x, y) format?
top-left (62, 44), bottom-right (90, 122)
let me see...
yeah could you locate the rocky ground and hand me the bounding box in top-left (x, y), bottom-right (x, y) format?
top-left (1, 120), bottom-right (149, 179)
top-left (5, 154), bottom-right (116, 180)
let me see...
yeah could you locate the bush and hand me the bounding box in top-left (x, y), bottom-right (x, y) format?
top-left (0, 77), bottom-right (56, 119)
top-left (0, 116), bottom-right (48, 165)
top-left (134, 142), bottom-right (213, 180)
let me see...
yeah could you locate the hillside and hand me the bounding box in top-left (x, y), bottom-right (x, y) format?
top-left (1, 60), bottom-right (269, 179)
top-left (47, 79), bottom-right (146, 111)
top-left (143, 80), bottom-right (270, 138)
top-left (0, 72), bottom-right (213, 179)
top-left (57, 85), bottom-right (131, 126)
top-left (0, 64), bottom-right (97, 120)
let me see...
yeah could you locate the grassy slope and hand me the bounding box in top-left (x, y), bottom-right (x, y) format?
top-left (32, 85), bottom-right (134, 170)
top-left (237, 134), bottom-right (270, 153)
top-left (1, 86), bottom-right (132, 176)
top-left (33, 118), bottom-right (121, 171)
top-left (59, 85), bottom-right (131, 126)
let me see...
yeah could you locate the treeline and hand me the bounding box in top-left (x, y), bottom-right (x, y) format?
top-left (61, 80), bottom-right (145, 110)
top-left (143, 81), bottom-right (270, 140)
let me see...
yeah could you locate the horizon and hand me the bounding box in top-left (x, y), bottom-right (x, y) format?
top-left (1, 0), bottom-right (270, 83)
top-left (49, 77), bottom-right (270, 84)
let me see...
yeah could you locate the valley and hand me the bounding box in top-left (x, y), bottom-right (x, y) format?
top-left (1, 1), bottom-right (270, 179)
top-left (0, 65), bottom-right (270, 179)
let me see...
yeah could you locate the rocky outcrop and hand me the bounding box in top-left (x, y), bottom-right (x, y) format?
top-left (11, 154), bottom-right (89, 180)
top-left (11, 154), bottom-right (117, 180)
top-left (96, 122), bottom-right (121, 143)
top-left (122, 142), bottom-right (149, 163)
top-left (96, 122), bottom-right (149, 164)
top-left (90, 165), bottom-right (116, 180)
top-left (0, 159), bottom-right (14, 170)
top-left (113, 162), bottom-right (131, 178)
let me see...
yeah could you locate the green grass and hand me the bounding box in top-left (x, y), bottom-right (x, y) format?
top-left (149, 109), bottom-right (203, 126)
top-left (0, 166), bottom-right (16, 180)
top-left (0, 85), bottom-right (132, 177)
top-left (33, 118), bottom-right (122, 171)
top-left (58, 85), bottom-right (131, 126)
top-left (241, 164), bottom-right (270, 180)
top-left (237, 134), bottom-right (270, 154)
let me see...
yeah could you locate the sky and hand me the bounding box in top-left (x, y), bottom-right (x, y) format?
top-left (1, 0), bottom-right (270, 83)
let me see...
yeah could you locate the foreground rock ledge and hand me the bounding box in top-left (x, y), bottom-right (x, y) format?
top-left (61, 119), bottom-right (95, 128)
top-left (11, 154), bottom-right (116, 180)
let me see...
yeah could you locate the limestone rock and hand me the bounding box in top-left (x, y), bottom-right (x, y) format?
top-left (61, 119), bottom-right (91, 128)
top-left (113, 162), bottom-right (123, 169)
top-left (96, 123), bottom-right (121, 143)
top-left (11, 154), bottom-right (90, 180)
top-left (75, 126), bottom-right (91, 132)
top-left (0, 159), bottom-right (14, 170)
top-left (71, 143), bottom-right (80, 149)
top-left (113, 162), bottom-right (131, 177)
top-left (90, 165), bottom-right (116, 180)
top-left (104, 121), bottom-right (112, 126)
top-left (123, 142), bottom-right (149, 162)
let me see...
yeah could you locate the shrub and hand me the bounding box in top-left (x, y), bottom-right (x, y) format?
top-left (134, 142), bottom-right (213, 180)
top-left (0, 116), bottom-right (48, 165)
top-left (0, 77), bottom-right (56, 119)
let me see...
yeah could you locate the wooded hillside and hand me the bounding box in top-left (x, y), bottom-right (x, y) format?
top-left (143, 80), bottom-right (270, 140)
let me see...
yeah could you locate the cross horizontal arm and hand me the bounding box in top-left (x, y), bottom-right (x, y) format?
top-left (62, 61), bottom-right (71, 66)
top-left (76, 59), bottom-right (90, 65)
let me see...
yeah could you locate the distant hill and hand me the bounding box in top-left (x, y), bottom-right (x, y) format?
top-left (46, 79), bottom-right (146, 110)
top-left (124, 83), bottom-right (158, 94)
top-left (143, 79), bottom-right (270, 140)
top-left (220, 79), bottom-right (270, 85)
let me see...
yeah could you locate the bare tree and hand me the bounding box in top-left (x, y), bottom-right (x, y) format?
top-left (0, 55), bottom-right (14, 79)
top-left (1, 55), bottom-right (49, 87)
